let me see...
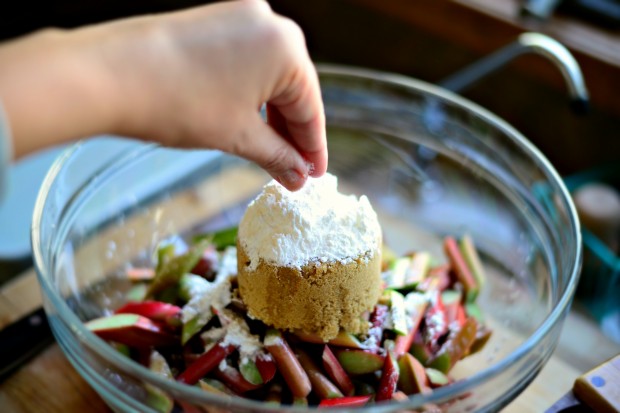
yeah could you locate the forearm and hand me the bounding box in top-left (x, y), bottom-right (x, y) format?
top-left (0, 1), bottom-right (327, 189)
top-left (0, 28), bottom-right (125, 158)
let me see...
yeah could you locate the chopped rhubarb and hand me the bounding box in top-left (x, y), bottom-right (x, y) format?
top-left (459, 234), bottom-right (487, 290)
top-left (215, 364), bottom-right (263, 394)
top-left (387, 290), bottom-right (408, 336)
top-left (322, 345), bottom-right (355, 397)
top-left (335, 349), bottom-right (385, 375)
top-left (409, 331), bottom-right (432, 365)
top-left (376, 347), bottom-right (399, 402)
top-left (418, 264), bottom-right (451, 292)
top-left (444, 236), bottom-right (478, 301)
top-left (441, 290), bottom-right (463, 326)
top-left (239, 358), bottom-right (263, 386)
top-left (469, 327), bottom-right (493, 356)
top-left (86, 229), bottom-right (493, 408)
top-left (394, 292), bottom-right (427, 358)
top-left (428, 317), bottom-right (478, 374)
top-left (191, 245), bottom-right (218, 280)
top-left (115, 301), bottom-right (182, 328)
top-left (296, 348), bottom-right (343, 399)
top-left (176, 342), bottom-right (235, 385)
top-left (425, 290), bottom-right (448, 352)
top-left (264, 330), bottom-right (311, 398)
top-left (147, 239), bottom-right (211, 298)
top-left (255, 354), bottom-right (277, 384)
top-left (425, 368), bottom-right (449, 387)
top-left (368, 304), bottom-right (389, 346)
top-left (397, 353), bottom-right (431, 395)
top-left (292, 330), bottom-right (364, 349)
top-left (318, 395), bottom-right (372, 408)
top-left (86, 314), bottom-right (177, 348)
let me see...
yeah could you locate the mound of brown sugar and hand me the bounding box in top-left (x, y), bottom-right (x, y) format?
top-left (237, 242), bottom-right (382, 341)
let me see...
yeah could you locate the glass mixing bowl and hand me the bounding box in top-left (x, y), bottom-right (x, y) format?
top-left (32, 65), bottom-right (581, 412)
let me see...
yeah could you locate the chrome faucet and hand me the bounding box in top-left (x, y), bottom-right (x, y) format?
top-left (439, 32), bottom-right (589, 114)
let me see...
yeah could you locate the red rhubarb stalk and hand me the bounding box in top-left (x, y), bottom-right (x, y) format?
top-left (322, 345), bottom-right (355, 396)
top-left (176, 343), bottom-right (234, 385)
top-left (264, 330), bottom-right (311, 398)
top-left (318, 395), bottom-right (372, 408)
top-left (115, 301), bottom-right (182, 327)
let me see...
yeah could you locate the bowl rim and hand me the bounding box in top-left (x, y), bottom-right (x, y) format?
top-left (32, 63), bottom-right (582, 411)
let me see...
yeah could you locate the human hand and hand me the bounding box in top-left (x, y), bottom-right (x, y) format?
top-left (102, 0), bottom-right (327, 190)
top-left (0, 0), bottom-right (327, 190)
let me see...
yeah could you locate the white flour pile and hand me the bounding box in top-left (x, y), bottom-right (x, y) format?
top-left (237, 173), bottom-right (381, 270)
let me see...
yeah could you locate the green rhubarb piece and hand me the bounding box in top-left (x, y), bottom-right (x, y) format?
top-left (181, 315), bottom-right (211, 345)
top-left (441, 290), bottom-right (462, 306)
top-left (145, 387), bottom-right (174, 413)
top-left (147, 239), bottom-right (211, 298)
top-left (388, 290), bottom-right (408, 336)
top-left (156, 243), bottom-right (176, 272)
top-left (397, 353), bottom-right (430, 395)
top-left (465, 302), bottom-right (484, 324)
top-left (336, 350), bottom-right (385, 375)
top-left (410, 342), bottom-right (431, 365)
top-left (86, 313), bottom-right (141, 331)
top-left (404, 252), bottom-right (430, 288)
top-left (125, 283), bottom-right (147, 302)
top-left (387, 257), bottom-right (411, 288)
top-left (459, 234), bottom-right (487, 295)
top-left (425, 368), bottom-right (449, 386)
top-left (427, 352), bottom-right (451, 374)
top-left (193, 226), bottom-right (238, 250)
top-left (240, 358), bottom-right (264, 385)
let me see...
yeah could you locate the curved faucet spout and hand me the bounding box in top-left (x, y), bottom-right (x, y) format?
top-left (440, 32), bottom-right (589, 114)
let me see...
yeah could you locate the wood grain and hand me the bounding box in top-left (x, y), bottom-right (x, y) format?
top-left (0, 345), bottom-right (111, 413)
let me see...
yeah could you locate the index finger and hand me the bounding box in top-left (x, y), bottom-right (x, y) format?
top-left (268, 58), bottom-right (327, 177)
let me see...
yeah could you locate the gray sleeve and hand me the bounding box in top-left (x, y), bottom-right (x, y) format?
top-left (0, 101), bottom-right (13, 200)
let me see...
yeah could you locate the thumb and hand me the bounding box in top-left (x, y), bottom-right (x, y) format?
top-left (233, 115), bottom-right (310, 191)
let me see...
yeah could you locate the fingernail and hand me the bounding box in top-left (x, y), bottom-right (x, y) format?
top-left (278, 169), bottom-right (304, 190)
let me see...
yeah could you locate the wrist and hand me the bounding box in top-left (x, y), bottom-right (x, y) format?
top-left (85, 16), bottom-right (172, 144)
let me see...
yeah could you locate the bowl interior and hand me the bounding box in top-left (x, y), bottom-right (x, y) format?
top-left (34, 67), bottom-right (579, 412)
